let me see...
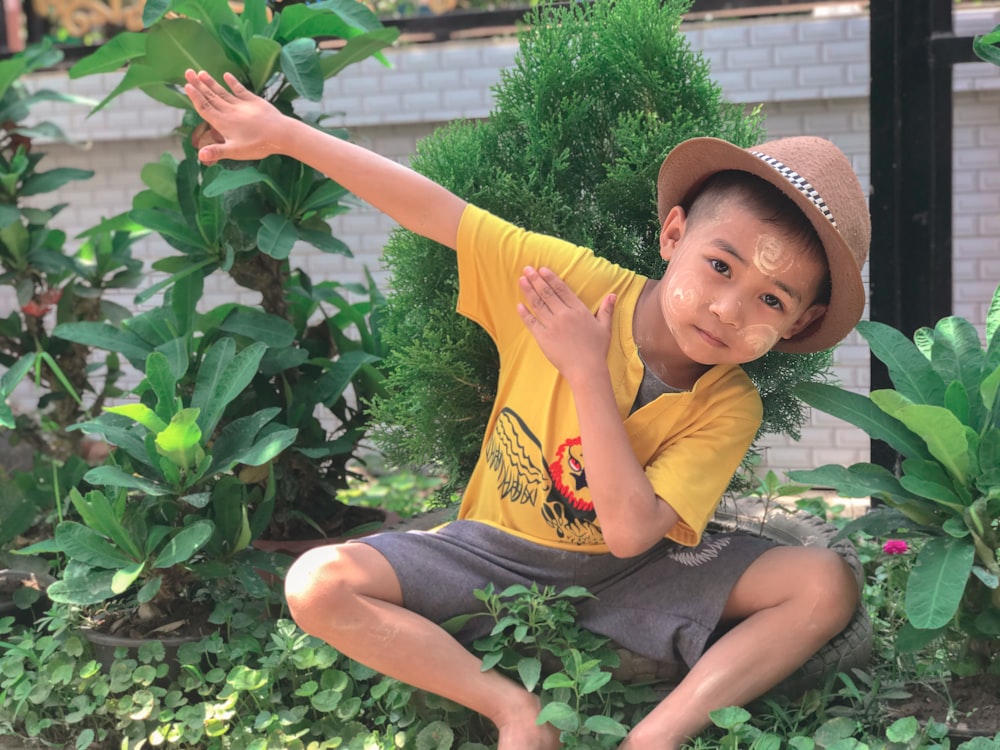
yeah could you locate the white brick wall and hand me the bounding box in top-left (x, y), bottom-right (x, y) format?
top-left (6, 6), bottom-right (1000, 484)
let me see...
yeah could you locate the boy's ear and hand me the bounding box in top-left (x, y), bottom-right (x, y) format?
top-left (783, 303), bottom-right (828, 340)
top-left (659, 206), bottom-right (687, 261)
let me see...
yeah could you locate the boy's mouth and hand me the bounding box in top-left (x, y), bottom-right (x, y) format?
top-left (695, 327), bottom-right (726, 347)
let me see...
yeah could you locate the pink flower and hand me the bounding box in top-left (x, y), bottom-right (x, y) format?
top-left (883, 539), bottom-right (909, 555)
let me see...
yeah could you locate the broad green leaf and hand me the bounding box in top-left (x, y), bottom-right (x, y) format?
top-left (932, 317), bottom-right (986, 427)
top-left (242, 0), bottom-right (270, 37)
top-left (142, 0), bottom-right (171, 26)
top-left (145, 350), bottom-right (180, 422)
top-left (47, 569), bottom-right (117, 605)
top-left (858, 320), bottom-right (947, 405)
top-left (277, 3), bottom-right (362, 43)
top-left (298, 0), bottom-right (384, 33)
top-left (789, 463), bottom-right (918, 501)
top-left (144, 18), bottom-right (236, 85)
top-left (68, 33), bottom-right (147, 78)
top-left (1, 353), bottom-right (35, 395)
top-left (257, 214), bottom-right (298, 259)
top-left (104, 403), bottom-right (169, 433)
top-left (88, 63), bottom-right (165, 115)
top-left (135, 259), bottom-right (216, 305)
top-left (974, 27), bottom-right (1000, 66)
top-left (219, 306), bottom-right (296, 348)
top-left (987, 283), bottom-right (1000, 346)
top-left (536, 701), bottom-right (579, 732)
top-left (202, 166), bottom-right (279, 198)
top-left (794, 382), bottom-right (929, 460)
top-left (191, 339), bottom-right (268, 437)
top-left (111, 562), bottom-right (145, 594)
top-left (83, 465), bottom-right (171, 496)
top-left (55, 522), bottom-right (136, 568)
top-left (248, 36), bottom-right (281, 91)
top-left (69, 418), bottom-right (150, 468)
top-left (21, 168), bottom-right (94, 196)
top-left (898, 475), bottom-right (964, 511)
top-left (320, 28), bottom-right (399, 79)
top-left (943, 380), bottom-right (971, 427)
top-left (297, 226), bottom-right (351, 255)
top-left (516, 657), bottom-right (541, 692)
top-left (280, 38), bottom-right (324, 102)
top-left (155, 409), bottom-right (203, 469)
top-left (873, 397), bottom-right (970, 485)
top-left (583, 715), bottom-right (629, 738)
top-left (314, 351), bottom-right (381, 405)
top-left (53, 321), bottom-right (153, 365)
top-left (0, 203), bottom-right (19, 230)
top-left (578, 669), bottom-right (613, 695)
top-left (68, 487), bottom-right (143, 559)
top-left (131, 207), bottom-right (209, 248)
top-left (905, 536), bottom-right (975, 629)
top-left (709, 707), bottom-right (752, 730)
top-left (414, 720), bottom-right (454, 750)
top-left (140, 160), bottom-right (179, 203)
top-left (153, 520), bottom-right (214, 568)
top-left (172, 0), bottom-right (242, 36)
top-left (235, 428), bottom-right (298, 467)
top-left (207, 407), bottom-right (282, 472)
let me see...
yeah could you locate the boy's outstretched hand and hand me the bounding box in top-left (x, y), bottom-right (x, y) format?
top-left (183, 70), bottom-right (287, 165)
top-left (517, 266), bottom-right (616, 384)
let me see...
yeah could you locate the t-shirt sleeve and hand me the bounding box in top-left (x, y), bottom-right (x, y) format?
top-left (648, 377), bottom-right (762, 547)
top-left (456, 205), bottom-right (622, 349)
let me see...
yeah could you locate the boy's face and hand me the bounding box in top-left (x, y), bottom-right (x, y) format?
top-left (656, 200), bottom-right (828, 365)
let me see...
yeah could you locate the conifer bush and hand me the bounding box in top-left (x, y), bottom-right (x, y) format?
top-left (371, 0), bottom-right (833, 489)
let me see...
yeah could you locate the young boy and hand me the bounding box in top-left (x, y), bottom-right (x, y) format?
top-left (184, 69), bottom-right (870, 750)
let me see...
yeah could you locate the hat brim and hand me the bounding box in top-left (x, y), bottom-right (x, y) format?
top-left (656, 137), bottom-right (866, 354)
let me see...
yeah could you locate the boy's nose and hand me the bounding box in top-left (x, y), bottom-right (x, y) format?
top-left (709, 295), bottom-right (742, 327)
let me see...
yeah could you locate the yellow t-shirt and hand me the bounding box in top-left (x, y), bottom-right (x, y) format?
top-left (455, 205), bottom-right (762, 552)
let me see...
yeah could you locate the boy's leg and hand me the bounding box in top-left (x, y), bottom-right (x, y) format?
top-left (621, 545), bottom-right (858, 750)
top-left (284, 543), bottom-right (560, 750)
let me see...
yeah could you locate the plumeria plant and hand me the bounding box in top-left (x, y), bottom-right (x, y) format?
top-left (790, 284), bottom-right (1000, 672)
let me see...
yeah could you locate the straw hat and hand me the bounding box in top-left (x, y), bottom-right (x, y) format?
top-left (656, 136), bottom-right (870, 354)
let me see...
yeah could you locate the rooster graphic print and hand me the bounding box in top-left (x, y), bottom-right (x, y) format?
top-left (484, 407), bottom-right (603, 546)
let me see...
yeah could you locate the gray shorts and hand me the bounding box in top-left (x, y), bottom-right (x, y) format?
top-left (357, 520), bottom-right (775, 668)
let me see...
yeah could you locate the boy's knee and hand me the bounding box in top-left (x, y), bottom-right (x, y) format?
top-left (802, 548), bottom-right (859, 634)
top-left (285, 546), bottom-right (355, 630)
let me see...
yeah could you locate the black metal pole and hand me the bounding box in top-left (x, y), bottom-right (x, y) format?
top-left (869, 0), bottom-right (956, 474)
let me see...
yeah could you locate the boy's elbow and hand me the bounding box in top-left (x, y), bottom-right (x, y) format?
top-left (603, 530), bottom-right (657, 559)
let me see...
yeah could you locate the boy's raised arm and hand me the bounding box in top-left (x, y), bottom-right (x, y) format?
top-left (183, 70), bottom-right (466, 250)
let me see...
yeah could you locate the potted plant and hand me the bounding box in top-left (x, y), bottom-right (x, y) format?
top-left (55, 0), bottom-right (399, 547)
top-left (0, 40), bottom-right (145, 461)
top-left (16, 321), bottom-right (297, 647)
top-left (788, 282), bottom-right (1000, 717)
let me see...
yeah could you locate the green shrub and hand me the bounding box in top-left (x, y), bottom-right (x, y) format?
top-left (370, 0), bottom-right (832, 490)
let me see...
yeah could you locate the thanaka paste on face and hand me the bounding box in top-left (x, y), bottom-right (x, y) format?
top-left (736, 323), bottom-right (781, 359)
top-left (753, 233), bottom-right (795, 277)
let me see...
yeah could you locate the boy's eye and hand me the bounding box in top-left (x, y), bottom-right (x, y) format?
top-left (762, 294), bottom-right (784, 311)
top-left (710, 259), bottom-right (730, 275)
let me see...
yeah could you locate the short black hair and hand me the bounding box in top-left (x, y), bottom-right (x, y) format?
top-left (687, 170), bottom-right (831, 306)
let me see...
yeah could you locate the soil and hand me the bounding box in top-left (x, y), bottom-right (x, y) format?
top-left (885, 673), bottom-right (1000, 738)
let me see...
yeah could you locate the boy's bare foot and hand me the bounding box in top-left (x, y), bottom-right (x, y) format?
top-left (494, 694), bottom-right (560, 750)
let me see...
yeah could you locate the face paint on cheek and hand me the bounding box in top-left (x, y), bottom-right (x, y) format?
top-left (737, 324), bottom-right (780, 358)
top-left (664, 270), bottom-right (702, 317)
top-left (753, 234), bottom-right (794, 277)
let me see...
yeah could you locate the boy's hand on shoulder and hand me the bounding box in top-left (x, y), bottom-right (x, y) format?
top-left (517, 266), bottom-right (616, 383)
top-left (183, 70), bottom-right (287, 165)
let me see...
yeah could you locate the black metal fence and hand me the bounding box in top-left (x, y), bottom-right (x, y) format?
top-left (2, 0), bottom-right (861, 59)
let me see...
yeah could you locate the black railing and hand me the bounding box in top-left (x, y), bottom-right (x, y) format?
top-left (3, 0), bottom-right (862, 59)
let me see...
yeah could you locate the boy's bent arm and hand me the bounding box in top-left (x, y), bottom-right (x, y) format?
top-left (184, 70), bottom-right (466, 250)
top-left (518, 267), bottom-right (680, 557)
